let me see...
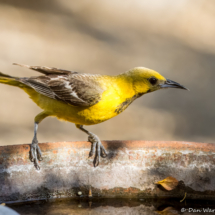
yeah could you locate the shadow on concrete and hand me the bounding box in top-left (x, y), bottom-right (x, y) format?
top-left (105, 140), bottom-right (126, 161)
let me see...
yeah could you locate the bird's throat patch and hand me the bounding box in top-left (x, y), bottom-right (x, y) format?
top-left (114, 93), bottom-right (144, 114)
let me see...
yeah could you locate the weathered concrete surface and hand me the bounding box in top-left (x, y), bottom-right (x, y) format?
top-left (0, 141), bottom-right (215, 203)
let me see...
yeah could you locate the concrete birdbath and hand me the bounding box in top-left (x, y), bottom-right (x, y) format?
top-left (1, 140), bottom-right (215, 204)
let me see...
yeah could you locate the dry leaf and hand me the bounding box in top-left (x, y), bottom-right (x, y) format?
top-left (0, 203), bottom-right (5, 206)
top-left (156, 176), bottom-right (179, 191)
top-left (156, 206), bottom-right (180, 215)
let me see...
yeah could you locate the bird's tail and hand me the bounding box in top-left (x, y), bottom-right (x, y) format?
top-left (0, 72), bottom-right (24, 87)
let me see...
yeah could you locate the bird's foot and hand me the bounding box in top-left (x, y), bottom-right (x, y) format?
top-left (88, 133), bottom-right (107, 167)
top-left (29, 139), bottom-right (43, 170)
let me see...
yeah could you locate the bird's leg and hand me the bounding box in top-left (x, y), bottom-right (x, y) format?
top-left (30, 122), bottom-right (42, 170)
top-left (76, 124), bottom-right (107, 167)
top-left (30, 111), bottom-right (49, 170)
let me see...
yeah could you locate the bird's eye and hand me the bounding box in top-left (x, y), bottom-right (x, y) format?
top-left (149, 77), bottom-right (157, 85)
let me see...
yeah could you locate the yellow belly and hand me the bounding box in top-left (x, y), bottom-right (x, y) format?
top-left (24, 87), bottom-right (135, 125)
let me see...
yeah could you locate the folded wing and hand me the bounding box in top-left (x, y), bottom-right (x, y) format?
top-left (15, 64), bottom-right (104, 107)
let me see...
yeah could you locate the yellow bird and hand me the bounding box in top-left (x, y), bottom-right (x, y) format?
top-left (0, 64), bottom-right (188, 169)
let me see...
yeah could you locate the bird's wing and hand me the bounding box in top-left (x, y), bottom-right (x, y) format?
top-left (48, 74), bottom-right (105, 106)
top-left (13, 63), bottom-right (78, 75)
top-left (19, 70), bottom-right (105, 107)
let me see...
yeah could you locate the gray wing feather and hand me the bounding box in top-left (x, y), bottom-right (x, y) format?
top-left (19, 73), bottom-right (104, 107)
top-left (13, 63), bottom-right (78, 75)
top-left (21, 78), bottom-right (56, 99)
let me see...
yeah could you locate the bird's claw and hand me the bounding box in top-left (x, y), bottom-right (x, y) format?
top-left (30, 139), bottom-right (42, 170)
top-left (88, 133), bottom-right (107, 167)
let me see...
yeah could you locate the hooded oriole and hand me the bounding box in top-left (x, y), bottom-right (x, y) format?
top-left (0, 64), bottom-right (188, 169)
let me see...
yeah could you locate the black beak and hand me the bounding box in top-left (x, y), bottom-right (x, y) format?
top-left (160, 79), bottom-right (189, 90)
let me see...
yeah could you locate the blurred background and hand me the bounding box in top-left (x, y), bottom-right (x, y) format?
top-left (0, 0), bottom-right (214, 146)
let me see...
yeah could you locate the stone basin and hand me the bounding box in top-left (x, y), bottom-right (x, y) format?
top-left (0, 140), bottom-right (215, 203)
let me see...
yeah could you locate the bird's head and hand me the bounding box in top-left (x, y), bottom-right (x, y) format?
top-left (126, 67), bottom-right (188, 95)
